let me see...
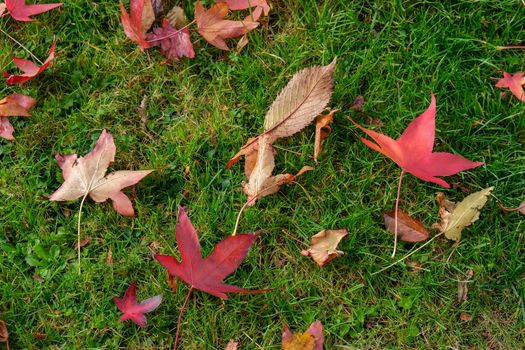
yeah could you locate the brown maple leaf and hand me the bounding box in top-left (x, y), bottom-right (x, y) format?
top-left (50, 129), bottom-right (153, 216)
top-left (194, 0), bottom-right (259, 50)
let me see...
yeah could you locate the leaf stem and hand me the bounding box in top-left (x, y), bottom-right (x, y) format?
top-left (77, 192), bottom-right (89, 272)
top-left (0, 27), bottom-right (45, 65)
top-left (392, 169), bottom-right (405, 258)
top-left (147, 20), bottom-right (196, 43)
top-left (372, 232), bottom-right (444, 275)
top-left (232, 197), bottom-right (255, 236)
top-left (173, 286), bottom-right (193, 350)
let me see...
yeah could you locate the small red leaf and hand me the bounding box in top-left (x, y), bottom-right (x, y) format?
top-left (495, 72), bottom-right (525, 102)
top-left (5, 0), bottom-right (62, 22)
top-left (113, 283), bottom-right (162, 327)
top-left (3, 42), bottom-right (56, 85)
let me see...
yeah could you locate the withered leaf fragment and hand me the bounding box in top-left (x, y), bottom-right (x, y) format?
top-left (383, 209), bottom-right (429, 243)
top-left (432, 187), bottom-right (493, 241)
top-left (314, 109), bottom-right (336, 163)
top-left (0, 320), bottom-right (8, 344)
top-left (301, 229), bottom-right (348, 266)
top-left (0, 94), bottom-right (36, 140)
top-left (225, 339), bottom-right (238, 350)
top-left (282, 321), bottom-right (324, 350)
top-left (457, 269), bottom-right (474, 303)
top-left (50, 129), bottom-right (153, 216)
top-left (195, 0), bottom-right (259, 51)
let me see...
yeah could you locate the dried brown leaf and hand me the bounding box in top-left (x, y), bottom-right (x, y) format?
top-left (383, 209), bottom-right (429, 242)
top-left (498, 199), bottom-right (525, 215)
top-left (75, 238), bottom-right (91, 250)
top-left (459, 312), bottom-right (472, 321)
top-left (301, 229), bottom-right (348, 266)
top-left (433, 187), bottom-right (493, 241)
top-left (351, 95), bottom-right (364, 111)
top-left (138, 95), bottom-right (148, 126)
top-left (313, 109), bottom-right (336, 163)
top-left (263, 59), bottom-right (336, 143)
top-left (166, 272), bottom-right (178, 293)
top-left (107, 249), bottom-right (113, 266)
top-left (166, 5), bottom-right (187, 28)
top-left (457, 269), bottom-right (474, 303)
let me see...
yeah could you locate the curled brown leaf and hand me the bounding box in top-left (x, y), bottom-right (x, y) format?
top-left (383, 209), bottom-right (429, 242)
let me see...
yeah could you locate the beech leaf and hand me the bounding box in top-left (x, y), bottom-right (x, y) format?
top-left (282, 321), bottom-right (324, 350)
top-left (3, 42), bottom-right (55, 85)
top-left (301, 229), bottom-right (348, 266)
top-left (49, 129), bottom-right (153, 217)
top-left (147, 18), bottom-right (195, 61)
top-left (432, 187), bottom-right (493, 241)
top-left (195, 0), bottom-right (259, 51)
top-left (0, 94), bottom-right (36, 140)
top-left (119, 0), bottom-right (155, 50)
top-left (5, 0), bottom-right (62, 22)
top-left (495, 72), bottom-right (525, 102)
top-left (383, 209), bottom-right (429, 243)
top-left (114, 283), bottom-right (163, 327)
top-left (155, 207), bottom-right (265, 299)
top-left (352, 93), bottom-right (484, 188)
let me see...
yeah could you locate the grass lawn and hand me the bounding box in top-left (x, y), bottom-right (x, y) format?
top-left (1, 0), bottom-right (524, 348)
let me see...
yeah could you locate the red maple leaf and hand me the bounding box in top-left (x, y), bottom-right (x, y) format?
top-left (352, 93), bottom-right (483, 188)
top-left (495, 72), bottom-right (525, 103)
top-left (155, 207), bottom-right (263, 299)
top-left (5, 0), bottom-right (62, 22)
top-left (119, 0), bottom-right (154, 50)
top-left (3, 42), bottom-right (55, 85)
top-left (113, 283), bottom-right (162, 327)
top-left (147, 18), bottom-right (195, 62)
top-left (216, 0), bottom-right (270, 21)
top-left (194, 0), bottom-right (259, 51)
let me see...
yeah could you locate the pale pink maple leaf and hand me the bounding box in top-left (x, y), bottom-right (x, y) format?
top-left (495, 72), bottom-right (525, 103)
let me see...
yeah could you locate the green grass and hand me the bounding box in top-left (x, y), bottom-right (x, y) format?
top-left (1, 0), bottom-right (524, 348)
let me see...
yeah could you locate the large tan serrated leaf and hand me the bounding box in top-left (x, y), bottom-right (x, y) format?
top-left (434, 187), bottom-right (493, 241)
top-left (263, 59), bottom-right (336, 142)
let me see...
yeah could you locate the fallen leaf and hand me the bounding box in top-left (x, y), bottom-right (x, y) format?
top-left (0, 3), bottom-right (6, 16)
top-left (137, 95), bottom-right (148, 126)
top-left (383, 209), bottom-right (429, 242)
top-left (33, 331), bottom-right (47, 340)
top-left (5, 0), bottom-right (62, 21)
top-left (282, 321), bottom-right (324, 350)
top-left (114, 283), bottom-right (163, 327)
top-left (432, 187), bottom-right (493, 241)
top-left (459, 312), bottom-right (472, 321)
top-left (156, 207), bottom-right (265, 298)
top-left (0, 93), bottom-right (36, 140)
top-left (217, 0), bottom-right (270, 21)
top-left (50, 129), bottom-right (153, 216)
top-left (457, 269), bottom-right (474, 303)
top-left (314, 109), bottom-right (336, 163)
top-left (351, 95), bottom-right (364, 111)
top-left (33, 274), bottom-right (43, 281)
top-left (166, 272), bottom-right (178, 293)
top-left (3, 42), bottom-right (56, 85)
top-left (107, 249), bottom-right (113, 266)
top-left (236, 33), bottom-right (249, 50)
top-left (74, 238), bottom-right (91, 250)
top-left (195, 0), bottom-right (259, 51)
top-left (495, 72), bottom-right (525, 102)
top-left (225, 339), bottom-right (238, 350)
top-left (119, 0), bottom-right (155, 50)
top-left (166, 5), bottom-right (187, 28)
top-left (301, 229), bottom-right (348, 266)
top-left (227, 60), bottom-right (336, 167)
top-left (0, 320), bottom-right (8, 344)
top-left (352, 93), bottom-right (484, 188)
top-left (147, 18), bottom-right (195, 61)
top-left (406, 261), bottom-right (423, 272)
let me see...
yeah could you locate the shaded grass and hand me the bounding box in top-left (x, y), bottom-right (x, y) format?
top-left (1, 0), bottom-right (524, 349)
